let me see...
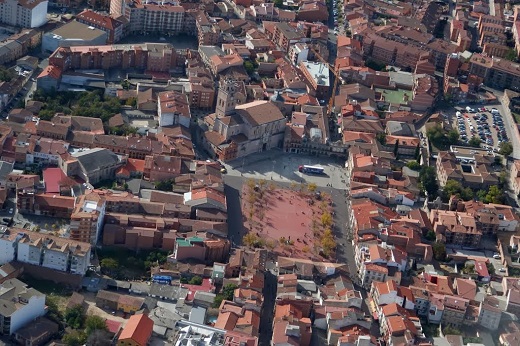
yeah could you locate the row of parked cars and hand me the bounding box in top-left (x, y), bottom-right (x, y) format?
top-left (333, 0), bottom-right (342, 35)
top-left (491, 109), bottom-right (508, 145)
top-left (456, 107), bottom-right (507, 148)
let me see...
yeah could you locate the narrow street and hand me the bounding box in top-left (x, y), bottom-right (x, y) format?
top-left (223, 172), bottom-right (359, 345)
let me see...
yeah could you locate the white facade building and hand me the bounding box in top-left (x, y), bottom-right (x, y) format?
top-left (0, 279), bottom-right (45, 335)
top-left (158, 91), bottom-right (191, 128)
top-left (0, 229), bottom-right (91, 275)
top-left (0, 0), bottom-right (48, 28)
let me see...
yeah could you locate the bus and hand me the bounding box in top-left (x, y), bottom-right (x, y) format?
top-left (299, 165), bottom-right (325, 175)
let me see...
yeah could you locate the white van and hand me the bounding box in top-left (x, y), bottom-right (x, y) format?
top-left (491, 108), bottom-right (499, 114)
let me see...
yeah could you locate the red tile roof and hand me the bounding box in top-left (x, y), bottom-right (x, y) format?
top-left (105, 319), bottom-right (122, 334)
top-left (38, 65), bottom-right (62, 80)
top-left (43, 167), bottom-right (67, 194)
top-left (118, 314), bottom-right (153, 346)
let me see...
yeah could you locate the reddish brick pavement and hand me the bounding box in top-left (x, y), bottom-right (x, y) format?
top-left (242, 186), bottom-right (334, 261)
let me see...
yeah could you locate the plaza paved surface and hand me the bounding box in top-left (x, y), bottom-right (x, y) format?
top-left (223, 150), bottom-right (349, 190)
top-left (223, 150), bottom-right (357, 277)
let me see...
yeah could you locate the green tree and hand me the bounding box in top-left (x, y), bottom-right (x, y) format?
top-left (447, 129), bottom-right (460, 143)
top-left (486, 185), bottom-right (504, 204)
top-left (461, 187), bottom-right (474, 201)
top-left (189, 276), bottom-right (203, 285)
top-left (477, 185), bottom-right (504, 204)
top-left (468, 136), bottom-right (481, 147)
top-left (155, 179), bottom-right (173, 191)
top-left (425, 230), bottom-right (436, 241)
top-left (62, 330), bottom-right (87, 346)
top-left (486, 262), bottom-right (496, 275)
top-left (505, 48), bottom-right (518, 62)
top-left (85, 315), bottom-right (107, 335)
top-left (46, 295), bottom-right (63, 326)
top-left (442, 179), bottom-right (472, 201)
top-left (426, 124), bottom-right (444, 142)
top-left (65, 305), bottom-right (85, 329)
top-left (213, 284), bottom-right (238, 308)
top-left (462, 263), bottom-right (475, 274)
top-left (0, 67), bottom-right (15, 82)
top-left (376, 132), bottom-right (386, 145)
top-left (243, 61), bottom-right (255, 74)
top-left (100, 258), bottom-right (118, 274)
top-left (393, 140), bottom-right (399, 157)
top-left (243, 232), bottom-right (264, 248)
top-left (406, 161), bottom-right (421, 171)
top-left (433, 242), bottom-right (447, 261)
top-left (125, 97), bottom-right (137, 108)
top-left (419, 166), bottom-right (438, 197)
top-left (499, 142), bottom-right (514, 156)
top-left (499, 171), bottom-right (508, 188)
top-left (365, 59), bottom-right (385, 71)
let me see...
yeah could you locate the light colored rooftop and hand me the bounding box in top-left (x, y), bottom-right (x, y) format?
top-left (301, 61), bottom-right (330, 87)
top-left (50, 21), bottom-right (107, 41)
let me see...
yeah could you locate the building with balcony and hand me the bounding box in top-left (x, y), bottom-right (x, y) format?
top-left (0, 229), bottom-right (91, 275)
top-left (70, 192), bottom-right (106, 245)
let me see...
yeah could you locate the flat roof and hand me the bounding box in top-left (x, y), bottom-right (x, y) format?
top-left (301, 61), bottom-right (330, 87)
top-left (50, 21), bottom-right (107, 41)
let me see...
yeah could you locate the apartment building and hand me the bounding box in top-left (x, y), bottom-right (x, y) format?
top-left (48, 43), bottom-right (182, 73)
top-left (436, 150), bottom-right (498, 189)
top-left (0, 279), bottom-right (45, 335)
top-left (349, 198), bottom-right (397, 237)
top-left (478, 296), bottom-right (502, 331)
top-left (187, 67), bottom-right (215, 110)
top-left (362, 33), bottom-right (430, 70)
top-left (0, 0), bottom-right (48, 28)
top-left (356, 244), bottom-right (406, 288)
top-left (268, 22), bottom-right (305, 52)
top-left (0, 229), bottom-right (91, 275)
top-left (195, 11), bottom-right (220, 46)
top-left (69, 192), bottom-right (106, 245)
top-left (0, 30), bottom-right (42, 65)
top-left (371, 280), bottom-right (415, 315)
top-left (441, 295), bottom-right (469, 327)
top-left (298, 61), bottom-right (330, 100)
top-left (430, 209), bottom-right (482, 248)
top-left (110, 0), bottom-right (185, 35)
top-left (469, 53), bottom-right (520, 91)
top-left (76, 10), bottom-right (124, 44)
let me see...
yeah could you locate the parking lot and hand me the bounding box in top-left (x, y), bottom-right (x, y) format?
top-left (451, 106), bottom-right (507, 151)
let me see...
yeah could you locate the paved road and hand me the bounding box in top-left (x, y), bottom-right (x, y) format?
top-left (259, 270), bottom-right (277, 346)
top-left (495, 95), bottom-right (520, 159)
